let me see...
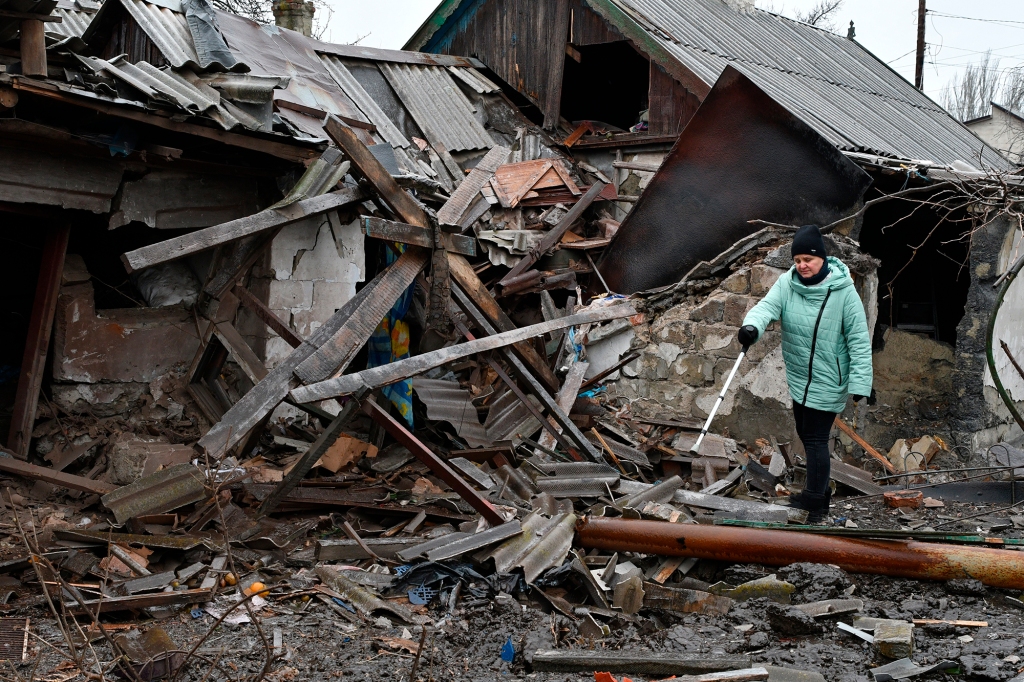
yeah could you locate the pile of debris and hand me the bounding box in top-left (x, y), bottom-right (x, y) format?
top-left (0, 85), bottom-right (1023, 682)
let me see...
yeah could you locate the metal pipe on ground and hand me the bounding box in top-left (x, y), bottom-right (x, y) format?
top-left (575, 516), bottom-right (1024, 589)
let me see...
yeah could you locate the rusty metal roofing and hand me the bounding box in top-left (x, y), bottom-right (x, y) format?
top-left (321, 55), bottom-right (410, 148)
top-left (379, 63), bottom-right (493, 152)
top-left (100, 462), bottom-right (207, 524)
top-left (603, 0), bottom-right (1009, 168)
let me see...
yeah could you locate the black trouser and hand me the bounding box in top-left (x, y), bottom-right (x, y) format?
top-left (792, 402), bottom-right (837, 496)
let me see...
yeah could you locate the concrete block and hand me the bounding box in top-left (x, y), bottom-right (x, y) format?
top-left (267, 280), bottom-right (313, 311)
top-left (689, 295), bottom-right (725, 322)
top-left (874, 620), bottom-right (914, 659)
top-left (292, 220), bottom-right (365, 283)
top-left (269, 217), bottom-right (320, 280)
top-left (721, 269), bottom-right (750, 294)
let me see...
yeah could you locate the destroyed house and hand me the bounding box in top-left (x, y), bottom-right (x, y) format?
top-left (410, 0), bottom-right (1023, 455)
top-left (0, 0), bottom-right (587, 465)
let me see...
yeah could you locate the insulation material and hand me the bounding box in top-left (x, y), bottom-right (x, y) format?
top-left (133, 262), bottom-right (201, 308)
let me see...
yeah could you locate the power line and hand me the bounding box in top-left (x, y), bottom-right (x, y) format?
top-left (929, 11), bottom-right (1024, 30)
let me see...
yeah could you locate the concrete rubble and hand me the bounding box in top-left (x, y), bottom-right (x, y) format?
top-left (0, 0), bottom-right (1023, 679)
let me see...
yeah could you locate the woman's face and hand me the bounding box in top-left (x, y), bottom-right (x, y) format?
top-left (794, 254), bottom-right (825, 279)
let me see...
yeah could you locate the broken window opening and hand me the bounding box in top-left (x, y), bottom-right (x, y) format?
top-left (859, 188), bottom-right (971, 348)
top-left (560, 41), bottom-right (650, 133)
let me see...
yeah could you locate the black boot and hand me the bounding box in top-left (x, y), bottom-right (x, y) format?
top-left (784, 489), bottom-right (814, 511)
top-left (805, 489), bottom-right (831, 524)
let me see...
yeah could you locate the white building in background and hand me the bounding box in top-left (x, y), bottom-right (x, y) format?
top-left (966, 102), bottom-right (1024, 166)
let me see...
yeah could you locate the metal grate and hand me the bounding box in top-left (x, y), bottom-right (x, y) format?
top-left (0, 618), bottom-right (29, 662)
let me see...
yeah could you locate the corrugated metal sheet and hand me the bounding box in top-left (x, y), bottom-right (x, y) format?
top-left (50, 0), bottom-right (98, 38)
top-left (482, 511), bottom-right (577, 582)
top-left (412, 377), bottom-right (490, 447)
top-left (118, 0), bottom-right (198, 69)
top-left (608, 0), bottom-right (1010, 169)
top-left (447, 65), bottom-right (501, 94)
top-left (379, 62), bottom-right (494, 152)
top-left (321, 55), bottom-right (410, 148)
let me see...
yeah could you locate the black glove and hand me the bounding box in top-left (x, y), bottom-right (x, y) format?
top-left (737, 325), bottom-right (758, 347)
top-left (852, 389), bottom-right (877, 406)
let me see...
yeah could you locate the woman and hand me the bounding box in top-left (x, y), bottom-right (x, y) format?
top-left (738, 225), bottom-right (873, 523)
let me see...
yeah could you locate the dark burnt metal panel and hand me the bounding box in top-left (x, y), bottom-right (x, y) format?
top-left (598, 66), bottom-right (872, 294)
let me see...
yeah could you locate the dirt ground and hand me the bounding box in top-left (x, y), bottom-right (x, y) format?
top-left (5, 492), bottom-right (1024, 682)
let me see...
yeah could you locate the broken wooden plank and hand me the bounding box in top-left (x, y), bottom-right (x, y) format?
top-left (530, 651), bottom-right (754, 676)
top-left (437, 146), bottom-right (509, 227)
top-left (830, 460), bottom-right (885, 496)
top-left (213, 321), bottom-right (268, 384)
top-left (448, 254), bottom-right (560, 392)
top-left (452, 288), bottom-right (604, 463)
top-left (538, 360), bottom-right (589, 451)
top-left (291, 248), bottom-right (429, 385)
top-left (316, 537), bottom-right (425, 561)
top-left (290, 303), bottom-right (636, 402)
top-left (0, 451), bottom-right (116, 495)
top-left (234, 284), bottom-right (303, 349)
top-left (362, 400), bottom-right (505, 526)
top-left (121, 187), bottom-right (366, 273)
top-left (204, 229), bottom-right (282, 299)
top-left (361, 216), bottom-right (476, 256)
top-left (197, 256), bottom-right (417, 457)
top-left (498, 181), bottom-right (606, 287)
top-left (8, 226), bottom-right (68, 458)
top-left (833, 417), bottom-right (897, 474)
top-left (324, 116), bottom-right (426, 226)
top-left (257, 397), bottom-right (361, 517)
top-left (67, 588), bottom-right (214, 614)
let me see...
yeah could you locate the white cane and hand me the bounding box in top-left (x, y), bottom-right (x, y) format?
top-left (690, 344), bottom-right (748, 455)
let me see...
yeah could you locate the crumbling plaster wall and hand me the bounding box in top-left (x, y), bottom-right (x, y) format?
top-left (238, 210), bottom-right (364, 368)
top-left (51, 256), bottom-right (201, 420)
top-left (953, 214), bottom-right (1024, 454)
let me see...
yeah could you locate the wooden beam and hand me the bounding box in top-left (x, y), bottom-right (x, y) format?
top-left (19, 20), bottom-right (47, 77)
top-left (0, 450), bottom-right (117, 495)
top-left (361, 216), bottom-right (476, 256)
top-left (292, 248), bottom-right (429, 385)
top-left (542, 0), bottom-right (571, 129)
top-left (290, 302), bottom-right (636, 403)
top-left (7, 226), bottom-right (68, 458)
top-left (0, 9), bottom-right (60, 21)
top-left (327, 117), bottom-right (559, 392)
top-left (196, 252), bottom-right (424, 457)
top-left (324, 116), bottom-right (428, 226)
top-left (833, 417), bottom-right (897, 474)
top-left (10, 78), bottom-right (319, 163)
top-left (452, 287), bottom-right (604, 463)
top-left (121, 187), bottom-right (365, 273)
top-left (362, 399), bottom-right (505, 526)
top-left (257, 396), bottom-right (361, 517)
top-left (448, 254), bottom-right (561, 392)
top-left (204, 230), bottom-right (281, 299)
top-left (233, 284), bottom-right (303, 349)
top-left (499, 181), bottom-right (606, 287)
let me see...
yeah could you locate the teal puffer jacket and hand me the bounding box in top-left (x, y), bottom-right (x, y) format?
top-left (742, 257), bottom-right (872, 413)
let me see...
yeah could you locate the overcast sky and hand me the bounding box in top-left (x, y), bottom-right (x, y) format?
top-left (318, 0), bottom-right (1024, 109)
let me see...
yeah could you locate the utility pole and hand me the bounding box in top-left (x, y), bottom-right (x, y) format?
top-left (915, 0), bottom-right (926, 90)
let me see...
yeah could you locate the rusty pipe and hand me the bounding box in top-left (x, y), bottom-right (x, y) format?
top-left (576, 516), bottom-right (1024, 589)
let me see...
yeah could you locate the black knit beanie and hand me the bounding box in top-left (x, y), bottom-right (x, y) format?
top-left (791, 224), bottom-right (827, 259)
